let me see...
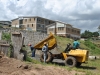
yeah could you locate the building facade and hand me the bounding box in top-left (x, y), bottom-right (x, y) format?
top-left (0, 21), bottom-right (11, 28)
top-left (47, 21), bottom-right (81, 39)
top-left (11, 16), bottom-right (81, 39)
top-left (11, 16), bottom-right (55, 33)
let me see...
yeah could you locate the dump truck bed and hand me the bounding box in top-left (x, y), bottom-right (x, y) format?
top-left (34, 32), bottom-right (57, 50)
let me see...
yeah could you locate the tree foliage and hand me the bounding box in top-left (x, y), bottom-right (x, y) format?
top-left (81, 30), bottom-right (99, 38)
top-left (92, 32), bottom-right (99, 37)
top-left (2, 32), bottom-right (11, 42)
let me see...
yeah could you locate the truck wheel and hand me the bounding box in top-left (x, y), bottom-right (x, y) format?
top-left (40, 52), bottom-right (52, 63)
top-left (76, 62), bottom-right (82, 67)
top-left (65, 56), bottom-right (77, 67)
top-left (50, 57), bottom-right (54, 62)
top-left (49, 52), bottom-right (54, 62)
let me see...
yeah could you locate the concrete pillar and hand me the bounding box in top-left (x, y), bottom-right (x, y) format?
top-left (11, 32), bottom-right (23, 59)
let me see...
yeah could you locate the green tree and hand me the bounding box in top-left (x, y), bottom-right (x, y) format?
top-left (81, 30), bottom-right (99, 39)
top-left (2, 32), bottom-right (11, 42)
top-left (81, 30), bottom-right (93, 38)
top-left (92, 32), bottom-right (99, 37)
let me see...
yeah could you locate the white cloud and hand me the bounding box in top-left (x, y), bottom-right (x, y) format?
top-left (45, 0), bottom-right (77, 16)
top-left (0, 0), bottom-right (100, 32)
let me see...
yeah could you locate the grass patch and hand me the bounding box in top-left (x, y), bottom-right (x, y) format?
top-left (84, 40), bottom-right (100, 55)
top-left (56, 36), bottom-right (100, 55)
top-left (26, 56), bottom-right (41, 64)
top-left (55, 36), bottom-right (73, 52)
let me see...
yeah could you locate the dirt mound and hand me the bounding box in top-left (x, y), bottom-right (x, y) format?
top-left (0, 57), bottom-right (26, 75)
top-left (0, 57), bottom-right (84, 75)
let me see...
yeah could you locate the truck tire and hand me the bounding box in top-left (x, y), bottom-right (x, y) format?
top-left (50, 57), bottom-right (54, 62)
top-left (76, 62), bottom-right (82, 67)
top-left (65, 56), bottom-right (77, 67)
top-left (49, 52), bottom-right (54, 62)
top-left (40, 52), bottom-right (52, 63)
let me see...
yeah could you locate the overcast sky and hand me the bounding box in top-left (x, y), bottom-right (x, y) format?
top-left (0, 0), bottom-right (100, 33)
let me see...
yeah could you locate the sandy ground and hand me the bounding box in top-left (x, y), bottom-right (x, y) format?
top-left (0, 56), bottom-right (85, 75)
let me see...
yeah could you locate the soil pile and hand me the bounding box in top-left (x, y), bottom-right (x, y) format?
top-left (0, 57), bottom-right (84, 75)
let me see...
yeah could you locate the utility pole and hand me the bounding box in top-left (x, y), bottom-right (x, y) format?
top-left (98, 25), bottom-right (100, 36)
top-left (54, 23), bottom-right (57, 35)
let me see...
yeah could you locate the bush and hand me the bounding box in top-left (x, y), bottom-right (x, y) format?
top-left (26, 56), bottom-right (33, 62)
top-left (2, 32), bottom-right (11, 42)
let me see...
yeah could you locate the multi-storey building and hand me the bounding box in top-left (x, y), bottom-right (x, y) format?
top-left (47, 21), bottom-right (81, 39)
top-left (11, 16), bottom-right (81, 39)
top-left (0, 21), bottom-right (11, 28)
top-left (11, 16), bottom-right (55, 33)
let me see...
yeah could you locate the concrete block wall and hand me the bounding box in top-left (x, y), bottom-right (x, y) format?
top-left (0, 28), bottom-right (49, 59)
top-left (0, 28), bottom-right (48, 46)
top-left (21, 30), bottom-right (48, 46)
top-left (11, 32), bottom-right (23, 59)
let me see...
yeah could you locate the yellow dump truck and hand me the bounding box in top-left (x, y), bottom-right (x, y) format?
top-left (34, 32), bottom-right (89, 67)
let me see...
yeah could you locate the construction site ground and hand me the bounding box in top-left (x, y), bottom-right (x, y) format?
top-left (0, 56), bottom-right (85, 75)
